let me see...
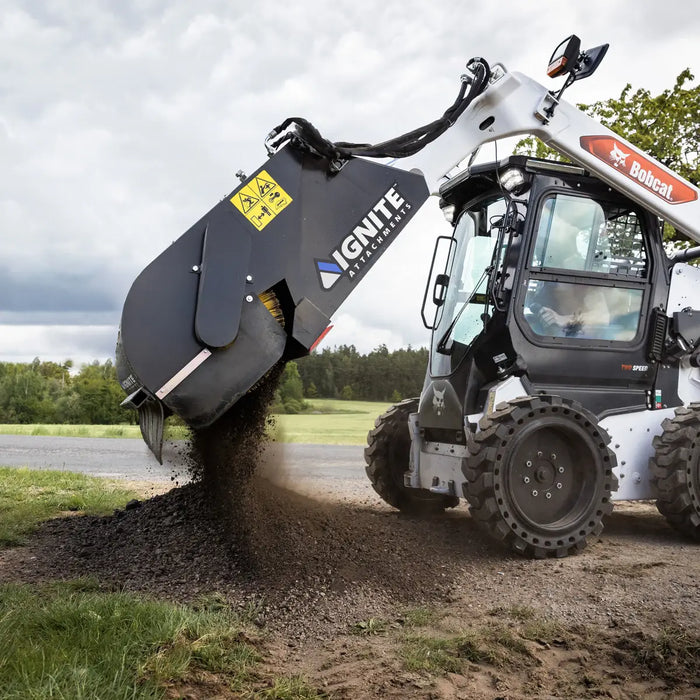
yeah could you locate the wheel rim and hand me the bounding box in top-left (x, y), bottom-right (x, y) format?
top-left (504, 419), bottom-right (602, 534)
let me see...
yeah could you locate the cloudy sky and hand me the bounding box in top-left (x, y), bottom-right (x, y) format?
top-left (2, 0), bottom-right (698, 365)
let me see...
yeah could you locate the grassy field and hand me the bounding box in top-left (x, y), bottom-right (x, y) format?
top-left (0, 579), bottom-right (321, 699)
top-left (0, 468), bottom-right (322, 699)
top-left (0, 423), bottom-right (189, 440)
top-left (273, 399), bottom-right (390, 445)
top-left (0, 467), bottom-right (140, 547)
top-left (0, 399), bottom-right (393, 446)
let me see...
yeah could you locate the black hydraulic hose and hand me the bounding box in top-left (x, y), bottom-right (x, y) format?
top-left (266, 58), bottom-right (491, 166)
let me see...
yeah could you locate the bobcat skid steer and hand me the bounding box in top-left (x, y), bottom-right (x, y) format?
top-left (116, 36), bottom-right (700, 557)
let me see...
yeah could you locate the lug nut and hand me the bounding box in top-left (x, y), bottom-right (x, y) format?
top-left (545, 492), bottom-right (552, 499)
top-left (523, 476), bottom-right (530, 484)
top-left (526, 460), bottom-right (533, 467)
top-left (558, 466), bottom-right (565, 473)
top-left (550, 453), bottom-right (556, 460)
top-left (245, 295), bottom-right (254, 303)
top-left (556, 482), bottom-right (562, 489)
top-left (532, 490), bottom-right (538, 497)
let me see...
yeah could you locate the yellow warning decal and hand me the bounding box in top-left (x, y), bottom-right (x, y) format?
top-left (231, 169), bottom-right (293, 231)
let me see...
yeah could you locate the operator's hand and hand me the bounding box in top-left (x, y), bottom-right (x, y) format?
top-left (538, 306), bottom-right (568, 328)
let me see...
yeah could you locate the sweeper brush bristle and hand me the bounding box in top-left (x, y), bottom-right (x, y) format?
top-left (259, 290), bottom-right (285, 328)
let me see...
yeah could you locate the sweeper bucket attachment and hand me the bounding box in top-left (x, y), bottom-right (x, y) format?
top-left (116, 144), bottom-right (428, 460)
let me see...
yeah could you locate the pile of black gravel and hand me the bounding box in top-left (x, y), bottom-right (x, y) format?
top-left (2, 365), bottom-right (480, 635)
top-left (14, 472), bottom-right (474, 635)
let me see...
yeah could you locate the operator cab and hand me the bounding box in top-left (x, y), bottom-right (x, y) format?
top-left (418, 156), bottom-right (670, 438)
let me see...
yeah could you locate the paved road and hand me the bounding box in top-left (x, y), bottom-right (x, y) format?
top-left (0, 435), bottom-right (365, 484)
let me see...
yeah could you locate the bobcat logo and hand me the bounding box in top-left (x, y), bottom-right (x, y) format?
top-left (609, 142), bottom-right (629, 168)
top-left (432, 387), bottom-right (446, 416)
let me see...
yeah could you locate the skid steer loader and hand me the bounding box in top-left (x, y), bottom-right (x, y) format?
top-left (116, 35), bottom-right (700, 557)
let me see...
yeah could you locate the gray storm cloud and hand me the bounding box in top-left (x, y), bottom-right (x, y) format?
top-left (1, 0), bottom-right (698, 362)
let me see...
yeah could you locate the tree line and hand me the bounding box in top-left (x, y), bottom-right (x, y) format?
top-left (0, 359), bottom-right (134, 425)
top-left (0, 346), bottom-right (430, 424)
top-left (273, 344), bottom-right (428, 413)
top-left (296, 344), bottom-right (427, 401)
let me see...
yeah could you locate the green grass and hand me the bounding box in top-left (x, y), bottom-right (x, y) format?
top-left (0, 467), bottom-right (139, 547)
top-left (273, 399), bottom-right (390, 445)
top-left (619, 625), bottom-right (700, 684)
top-left (0, 399), bottom-right (393, 446)
top-left (0, 474), bottom-right (323, 698)
top-left (297, 399), bottom-right (385, 415)
top-left (0, 580), bottom-right (263, 699)
top-left (488, 604), bottom-right (537, 622)
top-left (351, 617), bottom-right (389, 636)
top-left (400, 606), bottom-right (443, 629)
top-left (401, 635), bottom-right (466, 674)
top-left (401, 625), bottom-right (535, 676)
top-left (0, 423), bottom-right (191, 440)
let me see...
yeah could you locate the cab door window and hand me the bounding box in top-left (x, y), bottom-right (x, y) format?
top-left (524, 194), bottom-right (648, 342)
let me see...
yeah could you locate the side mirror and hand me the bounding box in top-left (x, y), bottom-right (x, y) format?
top-left (573, 44), bottom-right (609, 81)
top-left (547, 35), bottom-right (581, 77)
top-left (547, 35), bottom-right (609, 83)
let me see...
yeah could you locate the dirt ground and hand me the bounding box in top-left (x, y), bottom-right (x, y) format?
top-left (1, 464), bottom-right (698, 699)
top-left (1, 378), bottom-right (698, 698)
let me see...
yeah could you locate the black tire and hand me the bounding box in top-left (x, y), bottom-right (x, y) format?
top-left (650, 404), bottom-right (700, 540)
top-left (463, 395), bottom-right (617, 558)
top-left (365, 399), bottom-right (459, 514)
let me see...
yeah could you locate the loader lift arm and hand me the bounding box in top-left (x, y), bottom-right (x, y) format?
top-left (116, 35), bottom-right (699, 461)
top-left (268, 36), bottom-right (698, 237)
